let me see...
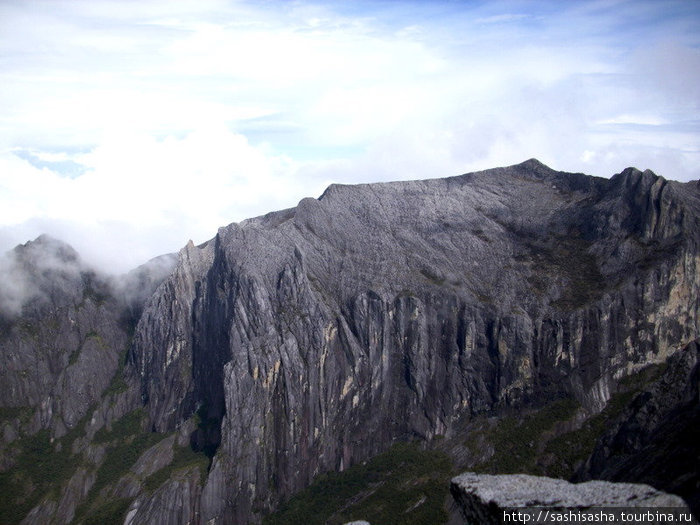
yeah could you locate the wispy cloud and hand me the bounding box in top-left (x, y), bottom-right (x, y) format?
top-left (0, 0), bottom-right (698, 272)
top-left (475, 13), bottom-right (532, 24)
top-left (0, 235), bottom-right (84, 316)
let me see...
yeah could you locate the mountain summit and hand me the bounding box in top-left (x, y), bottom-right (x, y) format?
top-left (1, 160), bottom-right (698, 523)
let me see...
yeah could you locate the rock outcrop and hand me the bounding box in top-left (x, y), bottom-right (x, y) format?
top-left (576, 338), bottom-right (700, 515)
top-left (2, 160), bottom-right (699, 524)
top-left (0, 235), bottom-right (128, 438)
top-left (450, 472), bottom-right (694, 525)
top-left (0, 236), bottom-right (177, 441)
top-left (128, 160), bottom-right (699, 522)
top-left (0, 238), bottom-right (178, 524)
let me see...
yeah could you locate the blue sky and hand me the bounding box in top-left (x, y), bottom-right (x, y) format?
top-left (0, 0), bottom-right (699, 271)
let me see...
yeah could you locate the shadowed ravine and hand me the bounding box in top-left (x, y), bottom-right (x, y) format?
top-left (1, 160), bottom-right (698, 524)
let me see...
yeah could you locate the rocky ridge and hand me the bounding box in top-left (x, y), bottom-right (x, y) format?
top-left (575, 338), bottom-right (700, 511)
top-left (0, 235), bottom-right (128, 437)
top-left (0, 159), bottom-right (698, 524)
top-left (129, 159), bottom-right (699, 522)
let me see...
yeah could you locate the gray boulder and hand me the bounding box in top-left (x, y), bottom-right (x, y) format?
top-left (450, 472), bottom-right (694, 525)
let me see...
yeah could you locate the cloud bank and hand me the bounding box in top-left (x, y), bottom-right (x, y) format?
top-left (0, 235), bottom-right (85, 316)
top-left (0, 0), bottom-right (698, 272)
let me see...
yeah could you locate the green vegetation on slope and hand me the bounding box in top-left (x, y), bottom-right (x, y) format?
top-left (541, 363), bottom-right (666, 479)
top-left (76, 410), bottom-right (210, 523)
top-left (0, 352), bottom-right (668, 525)
top-left (0, 413), bottom-right (89, 524)
top-left (91, 410), bottom-right (163, 494)
top-left (471, 397), bottom-right (580, 474)
top-left (266, 364), bottom-right (668, 525)
top-left (264, 442), bottom-right (454, 525)
top-left (0, 405), bottom-right (30, 422)
top-left (143, 441), bottom-right (210, 493)
top-left (465, 363), bottom-right (667, 479)
top-left (73, 409), bottom-right (162, 524)
top-left (75, 409), bottom-right (164, 523)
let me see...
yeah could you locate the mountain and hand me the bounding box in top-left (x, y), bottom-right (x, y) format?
top-left (0, 160), bottom-right (698, 524)
top-left (0, 234), bottom-right (128, 436)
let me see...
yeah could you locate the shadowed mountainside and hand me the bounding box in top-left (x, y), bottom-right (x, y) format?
top-left (0, 159), bottom-right (698, 524)
top-left (130, 159), bottom-right (699, 522)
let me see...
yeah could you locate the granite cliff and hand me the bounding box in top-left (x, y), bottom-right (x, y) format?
top-left (1, 160), bottom-right (698, 524)
top-left (574, 338), bottom-right (699, 511)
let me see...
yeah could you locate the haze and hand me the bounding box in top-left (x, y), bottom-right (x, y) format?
top-left (0, 0), bottom-right (698, 272)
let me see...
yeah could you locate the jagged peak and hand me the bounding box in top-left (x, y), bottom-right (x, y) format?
top-left (13, 234), bottom-right (81, 266)
top-left (610, 167), bottom-right (667, 193)
top-left (614, 166), bottom-right (663, 180)
top-left (20, 233), bottom-right (74, 250)
top-left (318, 182), bottom-right (350, 201)
top-left (517, 157), bottom-right (552, 171)
top-left (0, 235), bottom-right (89, 317)
top-left (618, 167), bottom-right (643, 177)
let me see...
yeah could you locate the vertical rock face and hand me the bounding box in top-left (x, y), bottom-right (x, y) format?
top-left (0, 237), bottom-right (177, 440)
top-left (575, 339), bottom-right (700, 514)
top-left (131, 240), bottom-right (215, 433)
top-left (0, 235), bottom-right (128, 437)
top-left (128, 160), bottom-right (700, 523)
top-left (0, 238), bottom-right (180, 525)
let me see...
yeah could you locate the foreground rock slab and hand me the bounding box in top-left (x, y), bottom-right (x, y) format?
top-left (450, 473), bottom-right (695, 524)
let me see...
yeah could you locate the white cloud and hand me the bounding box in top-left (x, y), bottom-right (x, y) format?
top-left (0, 0), bottom-right (699, 273)
top-left (0, 127), bottom-right (319, 272)
top-left (597, 115), bottom-right (669, 126)
top-left (476, 14), bottom-right (531, 24)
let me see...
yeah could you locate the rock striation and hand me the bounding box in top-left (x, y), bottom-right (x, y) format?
top-left (575, 338), bottom-right (700, 514)
top-left (0, 236), bottom-right (176, 440)
top-left (128, 160), bottom-right (699, 522)
top-left (0, 235), bottom-right (128, 437)
top-left (2, 160), bottom-right (699, 524)
top-left (450, 472), bottom-right (694, 525)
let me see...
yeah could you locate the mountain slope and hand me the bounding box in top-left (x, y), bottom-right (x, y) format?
top-left (575, 339), bottom-right (699, 513)
top-left (0, 239), bottom-right (176, 523)
top-left (1, 160), bottom-right (698, 524)
top-left (129, 159), bottom-right (699, 523)
top-left (0, 235), bottom-right (128, 436)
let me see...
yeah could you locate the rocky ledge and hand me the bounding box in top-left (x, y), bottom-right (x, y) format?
top-left (450, 473), bottom-right (695, 525)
